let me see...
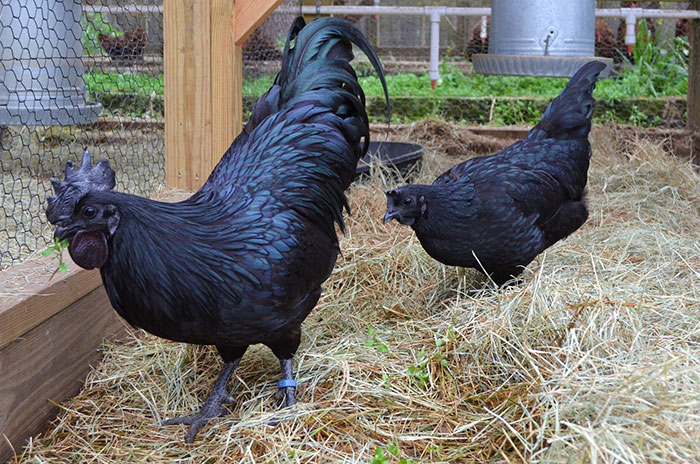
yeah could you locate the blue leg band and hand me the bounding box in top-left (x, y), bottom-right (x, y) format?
top-left (278, 379), bottom-right (297, 389)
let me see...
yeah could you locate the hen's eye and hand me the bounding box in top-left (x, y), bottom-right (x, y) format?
top-left (403, 197), bottom-right (413, 205)
top-left (83, 206), bottom-right (97, 218)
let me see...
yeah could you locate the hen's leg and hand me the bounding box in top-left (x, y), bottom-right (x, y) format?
top-left (163, 354), bottom-right (243, 444)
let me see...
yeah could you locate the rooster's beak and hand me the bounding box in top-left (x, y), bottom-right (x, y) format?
top-left (54, 225), bottom-right (77, 242)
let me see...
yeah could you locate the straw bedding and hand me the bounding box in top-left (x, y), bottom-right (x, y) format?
top-left (10, 123), bottom-right (700, 463)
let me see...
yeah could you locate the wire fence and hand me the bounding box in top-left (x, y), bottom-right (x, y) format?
top-left (1, 0), bottom-right (164, 268)
top-left (0, 0), bottom-right (694, 268)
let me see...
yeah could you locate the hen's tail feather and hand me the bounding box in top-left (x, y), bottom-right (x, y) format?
top-left (530, 61), bottom-right (606, 140)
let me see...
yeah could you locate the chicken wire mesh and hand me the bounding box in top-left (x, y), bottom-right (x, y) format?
top-left (1, 0), bottom-right (164, 268)
top-left (0, 0), bottom-right (694, 268)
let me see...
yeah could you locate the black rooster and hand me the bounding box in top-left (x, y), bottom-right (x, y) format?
top-left (46, 17), bottom-right (388, 443)
top-left (384, 61), bottom-right (605, 285)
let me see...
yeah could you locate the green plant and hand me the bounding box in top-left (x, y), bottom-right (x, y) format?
top-left (365, 326), bottom-right (390, 354)
top-left (42, 238), bottom-right (70, 278)
top-left (85, 72), bottom-right (164, 96)
top-left (407, 350), bottom-right (430, 387)
top-left (433, 325), bottom-right (454, 369)
top-left (371, 444), bottom-right (414, 464)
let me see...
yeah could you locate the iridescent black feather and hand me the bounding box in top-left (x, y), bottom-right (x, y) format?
top-left (385, 61), bottom-right (605, 285)
top-left (44, 17), bottom-right (389, 442)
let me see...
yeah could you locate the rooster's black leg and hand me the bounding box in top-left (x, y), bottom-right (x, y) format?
top-left (276, 358), bottom-right (297, 408)
top-left (163, 358), bottom-right (241, 444)
top-left (267, 325), bottom-right (303, 410)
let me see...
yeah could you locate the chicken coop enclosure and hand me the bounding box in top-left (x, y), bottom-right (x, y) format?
top-left (0, 0), bottom-right (699, 460)
top-left (0, 0), bottom-right (698, 268)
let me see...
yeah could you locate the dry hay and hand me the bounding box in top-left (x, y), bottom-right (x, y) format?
top-left (9, 124), bottom-right (700, 463)
top-left (371, 118), bottom-right (518, 158)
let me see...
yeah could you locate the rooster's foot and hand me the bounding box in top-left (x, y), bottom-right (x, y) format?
top-left (163, 359), bottom-right (240, 444)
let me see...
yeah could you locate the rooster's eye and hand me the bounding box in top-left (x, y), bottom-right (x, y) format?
top-left (83, 206), bottom-right (97, 218)
top-left (403, 197), bottom-right (413, 205)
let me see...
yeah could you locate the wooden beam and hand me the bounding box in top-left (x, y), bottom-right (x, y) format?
top-left (689, 0), bottom-right (700, 133)
top-left (0, 287), bottom-right (126, 461)
top-left (164, 0), bottom-right (242, 190)
top-left (212, 0), bottom-right (242, 159)
top-left (0, 258), bottom-right (101, 351)
top-left (235, 0), bottom-right (286, 45)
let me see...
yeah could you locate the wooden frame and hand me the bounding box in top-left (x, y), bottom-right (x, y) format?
top-left (689, 0), bottom-right (700, 133)
top-left (164, 0), bottom-right (284, 190)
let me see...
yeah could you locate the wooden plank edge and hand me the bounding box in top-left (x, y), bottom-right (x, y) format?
top-left (0, 256), bottom-right (102, 351)
top-left (688, 1), bottom-right (700, 132)
top-left (0, 286), bottom-right (126, 462)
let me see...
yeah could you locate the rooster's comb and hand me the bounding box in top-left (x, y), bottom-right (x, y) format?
top-left (46, 148), bottom-right (116, 224)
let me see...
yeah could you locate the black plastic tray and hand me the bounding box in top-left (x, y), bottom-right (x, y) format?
top-left (355, 141), bottom-right (424, 178)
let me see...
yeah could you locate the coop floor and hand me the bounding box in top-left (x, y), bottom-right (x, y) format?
top-left (13, 123), bottom-right (700, 463)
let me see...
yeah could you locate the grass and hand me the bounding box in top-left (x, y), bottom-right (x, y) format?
top-left (86, 34), bottom-right (690, 101)
top-left (10, 122), bottom-right (700, 463)
top-left (85, 72), bottom-right (164, 97)
top-left (240, 36), bottom-right (689, 101)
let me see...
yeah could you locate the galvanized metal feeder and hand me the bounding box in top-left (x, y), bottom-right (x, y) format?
top-left (472, 0), bottom-right (612, 78)
top-left (0, 0), bottom-right (101, 125)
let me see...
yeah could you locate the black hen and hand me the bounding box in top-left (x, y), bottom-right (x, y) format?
top-left (46, 17), bottom-right (388, 443)
top-left (384, 61), bottom-right (605, 285)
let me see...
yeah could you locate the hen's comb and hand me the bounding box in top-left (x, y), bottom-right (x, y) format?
top-left (46, 148), bottom-right (116, 224)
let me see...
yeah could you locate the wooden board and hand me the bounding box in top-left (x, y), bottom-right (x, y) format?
top-left (0, 287), bottom-right (126, 461)
top-left (164, 1), bottom-right (212, 190)
top-left (0, 257), bottom-right (101, 351)
top-left (212, 0), bottom-right (242, 162)
top-left (234, 0), bottom-right (285, 44)
top-left (164, 0), bottom-right (243, 191)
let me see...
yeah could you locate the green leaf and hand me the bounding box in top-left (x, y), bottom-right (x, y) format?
top-left (58, 263), bottom-right (68, 273)
top-left (42, 248), bottom-right (55, 256)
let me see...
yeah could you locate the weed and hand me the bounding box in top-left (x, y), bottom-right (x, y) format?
top-left (365, 326), bottom-right (390, 354)
top-left (42, 238), bottom-right (70, 279)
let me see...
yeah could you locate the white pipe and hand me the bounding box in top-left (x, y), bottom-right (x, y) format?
top-left (596, 8), bottom-right (700, 19)
top-left (624, 11), bottom-right (637, 52)
top-left (480, 15), bottom-right (488, 43)
top-left (282, 6), bottom-right (491, 16)
top-left (429, 8), bottom-right (445, 87)
top-left (283, 6), bottom-right (700, 19)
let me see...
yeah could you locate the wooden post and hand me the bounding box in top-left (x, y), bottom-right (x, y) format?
top-left (689, 0), bottom-right (700, 133)
top-left (164, 0), bottom-right (286, 191)
top-left (164, 0), bottom-right (241, 190)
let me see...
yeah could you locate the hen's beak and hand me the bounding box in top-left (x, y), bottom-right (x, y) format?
top-left (383, 210), bottom-right (400, 223)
